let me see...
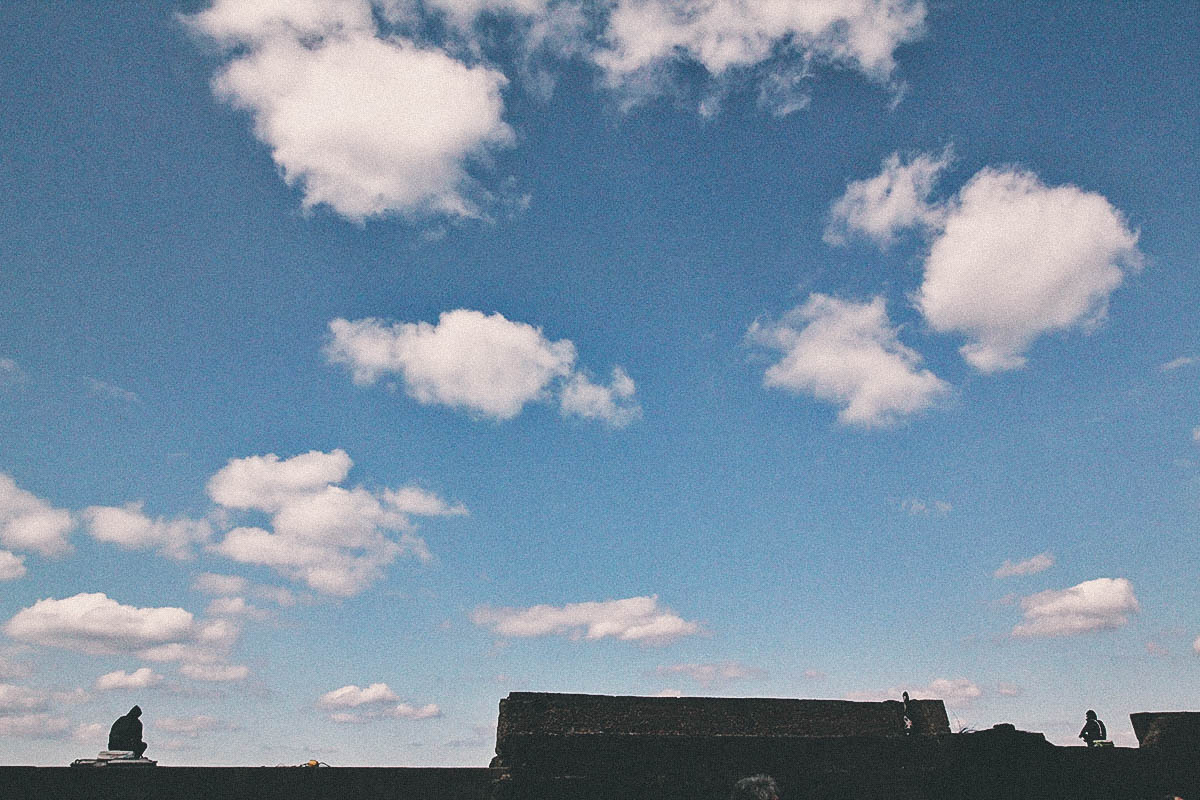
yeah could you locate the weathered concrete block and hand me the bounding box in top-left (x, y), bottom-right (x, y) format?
top-left (495, 692), bottom-right (949, 755)
top-left (1130, 711), bottom-right (1200, 749)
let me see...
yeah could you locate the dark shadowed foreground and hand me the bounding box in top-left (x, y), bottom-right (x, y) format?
top-left (2, 694), bottom-right (1196, 800)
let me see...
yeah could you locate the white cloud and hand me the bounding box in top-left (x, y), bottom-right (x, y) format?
top-left (193, 572), bottom-right (250, 596)
top-left (188, 0), bottom-right (514, 221)
top-left (319, 682), bottom-right (440, 721)
top-left (329, 702), bottom-right (442, 723)
top-left (318, 682), bottom-right (400, 709)
top-left (383, 487), bottom-right (469, 517)
top-left (207, 449), bottom-right (352, 511)
top-left (325, 311), bottom-right (575, 419)
top-left (0, 473), bottom-right (74, 557)
top-left (206, 597), bottom-right (269, 620)
top-left (846, 677), bottom-right (981, 706)
top-left (1193, 636), bottom-right (1200, 655)
top-left (594, 0), bottom-right (926, 112)
top-left (916, 168), bottom-right (1142, 372)
top-left (996, 682), bottom-right (1021, 697)
top-left (994, 552), bottom-right (1055, 579)
top-left (652, 688), bottom-right (684, 697)
top-left (655, 661), bottom-right (766, 687)
top-left (83, 502), bottom-right (213, 560)
top-left (471, 595), bottom-right (701, 645)
top-left (1161, 356), bottom-right (1197, 371)
top-left (825, 149), bottom-right (950, 246)
top-left (95, 667), bottom-right (164, 691)
top-left (1012, 577), bottom-right (1139, 637)
top-left (193, 571), bottom-right (299, 609)
top-left (898, 498), bottom-right (951, 516)
top-left (0, 652), bottom-right (32, 681)
top-left (0, 683), bottom-right (47, 713)
top-left (748, 294), bottom-right (948, 427)
top-left (186, 0), bottom-right (376, 45)
top-left (74, 722), bottom-right (106, 743)
top-left (560, 367), bottom-right (641, 427)
top-left (0, 550), bottom-right (26, 581)
top-left (155, 715), bottom-right (232, 736)
top-left (209, 450), bottom-right (454, 595)
top-left (0, 357), bottom-right (26, 383)
top-left (178, 663), bottom-right (251, 682)
top-left (83, 377), bottom-right (140, 405)
top-left (326, 311), bottom-right (638, 425)
top-left (4, 593), bottom-right (197, 656)
top-left (0, 713), bottom-right (71, 738)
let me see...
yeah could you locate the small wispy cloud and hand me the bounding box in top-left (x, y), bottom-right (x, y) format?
top-left (899, 498), bottom-right (952, 516)
top-left (0, 358), bottom-right (27, 384)
top-left (654, 661), bottom-right (766, 687)
top-left (1160, 356), bottom-right (1197, 371)
top-left (994, 552), bottom-right (1055, 579)
top-left (83, 377), bottom-right (140, 405)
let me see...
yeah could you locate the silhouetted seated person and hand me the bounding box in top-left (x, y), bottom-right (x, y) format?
top-left (108, 705), bottom-right (147, 758)
top-left (1079, 709), bottom-right (1107, 747)
top-left (731, 774), bottom-right (780, 800)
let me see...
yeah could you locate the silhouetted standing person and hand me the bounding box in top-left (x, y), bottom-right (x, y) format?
top-left (902, 691), bottom-right (913, 734)
top-left (1079, 709), bottom-right (1106, 747)
top-left (109, 705), bottom-right (147, 757)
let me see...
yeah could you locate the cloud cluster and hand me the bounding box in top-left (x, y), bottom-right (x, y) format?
top-left (655, 661), bottom-right (766, 687)
top-left (1011, 578), bottom-right (1139, 637)
top-left (471, 595), bottom-right (700, 645)
top-left (83, 502), bottom-right (213, 561)
top-left (209, 449), bottom-right (463, 595)
top-left (318, 682), bottom-right (440, 722)
top-left (0, 713), bottom-right (71, 739)
top-left (592, 0), bottom-right (926, 112)
top-left (326, 311), bottom-right (640, 426)
top-left (0, 473), bottom-right (74, 559)
top-left (186, 0), bottom-right (926, 220)
top-left (187, 0), bottom-right (514, 221)
top-left (748, 294), bottom-right (948, 427)
top-left (994, 552), bottom-right (1054, 579)
top-left (3, 593), bottom-right (246, 679)
top-left (782, 154), bottom-right (1141, 424)
top-left (827, 154), bottom-right (1142, 373)
top-left (0, 683), bottom-right (48, 713)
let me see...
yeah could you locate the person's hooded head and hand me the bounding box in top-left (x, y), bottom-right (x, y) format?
top-left (129, 705), bottom-right (142, 718)
top-left (1086, 710), bottom-right (1096, 720)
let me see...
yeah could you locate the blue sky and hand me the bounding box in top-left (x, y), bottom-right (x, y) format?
top-left (0, 0), bottom-right (1197, 766)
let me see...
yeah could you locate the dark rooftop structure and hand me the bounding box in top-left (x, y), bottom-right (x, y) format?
top-left (3, 693), bottom-right (1198, 799)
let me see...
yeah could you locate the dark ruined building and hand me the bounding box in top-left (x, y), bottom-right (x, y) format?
top-left (2, 692), bottom-right (1197, 799)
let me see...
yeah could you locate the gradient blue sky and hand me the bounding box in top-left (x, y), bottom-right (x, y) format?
top-left (1, 0), bottom-right (1198, 766)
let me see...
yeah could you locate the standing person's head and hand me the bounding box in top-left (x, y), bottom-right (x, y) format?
top-left (1086, 710), bottom-right (1096, 720)
top-left (731, 774), bottom-right (780, 800)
